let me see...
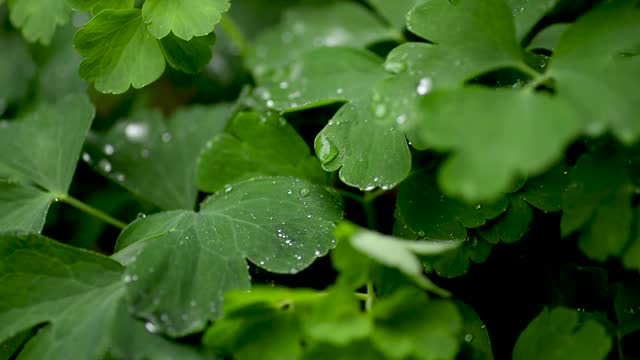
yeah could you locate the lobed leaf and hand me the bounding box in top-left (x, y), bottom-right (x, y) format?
top-left (7, 0), bottom-right (70, 44)
top-left (141, 0), bottom-right (229, 40)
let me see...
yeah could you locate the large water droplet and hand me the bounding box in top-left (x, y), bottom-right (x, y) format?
top-left (374, 104), bottom-right (387, 117)
top-left (385, 61), bottom-right (407, 74)
top-left (82, 152), bottom-right (91, 163)
top-left (103, 144), bottom-right (115, 155)
top-left (145, 322), bottom-right (158, 333)
top-left (125, 123), bottom-right (148, 142)
top-left (315, 134), bottom-right (339, 165)
top-left (98, 159), bottom-right (112, 173)
top-left (299, 188), bottom-right (310, 197)
top-left (416, 77), bottom-right (433, 96)
top-left (464, 333), bottom-right (473, 342)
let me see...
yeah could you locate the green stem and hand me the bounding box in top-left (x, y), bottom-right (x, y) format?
top-left (59, 195), bottom-right (127, 230)
top-left (365, 282), bottom-right (376, 312)
top-left (523, 73), bottom-right (552, 92)
top-left (219, 16), bottom-right (249, 57)
top-left (336, 189), bottom-right (364, 204)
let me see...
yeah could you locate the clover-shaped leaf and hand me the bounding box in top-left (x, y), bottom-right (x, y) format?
top-left (7, 0), bottom-right (71, 44)
top-left (74, 9), bottom-right (166, 94)
top-left (113, 176), bottom-right (343, 336)
top-left (142, 0), bottom-right (229, 40)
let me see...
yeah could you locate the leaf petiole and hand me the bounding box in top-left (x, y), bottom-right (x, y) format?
top-left (58, 195), bottom-right (127, 230)
top-left (219, 15), bottom-right (250, 57)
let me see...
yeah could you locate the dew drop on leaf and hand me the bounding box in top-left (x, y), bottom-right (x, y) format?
top-left (161, 132), bottom-right (172, 143)
top-left (315, 134), bottom-right (339, 165)
top-left (385, 61), bottom-right (406, 74)
top-left (81, 152), bottom-right (91, 163)
top-left (98, 159), bottom-right (112, 173)
top-left (103, 144), bottom-right (115, 155)
top-left (124, 122), bottom-right (148, 142)
top-left (416, 77), bottom-right (433, 96)
top-left (144, 321), bottom-right (158, 334)
top-left (299, 188), bottom-right (311, 197)
top-left (224, 184), bottom-right (233, 193)
top-left (464, 333), bottom-right (474, 342)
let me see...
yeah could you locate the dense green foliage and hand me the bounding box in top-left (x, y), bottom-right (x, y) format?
top-left (1, 0), bottom-right (640, 359)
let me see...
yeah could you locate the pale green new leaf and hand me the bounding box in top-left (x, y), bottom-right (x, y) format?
top-left (548, 0), bottom-right (640, 144)
top-left (412, 88), bottom-right (580, 201)
top-left (334, 222), bottom-right (460, 296)
top-left (0, 182), bottom-right (54, 233)
top-left (66, 0), bottom-right (133, 13)
top-left (0, 34), bottom-right (36, 106)
top-left (371, 288), bottom-right (462, 360)
top-left (0, 94), bottom-right (95, 194)
top-left (74, 9), bottom-right (165, 94)
top-left (142, 0), bottom-right (229, 40)
top-left (89, 105), bottom-right (230, 210)
top-left (113, 176), bottom-right (343, 336)
top-left (197, 111), bottom-right (326, 193)
top-left (7, 0), bottom-right (70, 44)
top-left (513, 307), bottom-right (612, 360)
top-left (248, 2), bottom-right (398, 74)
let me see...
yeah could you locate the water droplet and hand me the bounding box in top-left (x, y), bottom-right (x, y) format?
top-left (314, 250), bottom-right (321, 256)
top-left (224, 184), bottom-right (233, 193)
top-left (306, 214), bottom-right (312, 219)
top-left (315, 134), bottom-right (339, 165)
top-left (82, 152), bottom-right (91, 163)
top-left (137, 212), bottom-right (146, 219)
top-left (385, 61), bottom-right (407, 74)
top-left (114, 173), bottom-right (126, 182)
top-left (336, 88), bottom-right (344, 95)
top-left (416, 77), bottom-right (433, 96)
top-left (417, 230), bottom-right (426, 237)
top-left (103, 144), bottom-right (115, 155)
top-left (125, 122), bottom-right (148, 142)
top-left (98, 159), bottom-right (112, 173)
top-left (145, 322), bottom-right (158, 333)
top-left (287, 189), bottom-right (293, 195)
top-left (123, 274), bottom-right (132, 283)
top-left (374, 104), bottom-right (387, 117)
top-left (299, 188), bottom-right (310, 197)
top-left (476, 204), bottom-right (482, 209)
top-left (279, 81), bottom-right (289, 89)
top-left (266, 100), bottom-right (275, 108)
top-left (161, 132), bottom-right (172, 143)
top-left (396, 114), bottom-right (407, 125)
top-left (464, 333), bottom-right (473, 342)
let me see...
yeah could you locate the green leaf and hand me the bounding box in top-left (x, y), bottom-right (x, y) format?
top-left (454, 301), bottom-right (494, 360)
top-left (513, 307), bottom-right (612, 360)
top-left (614, 283), bottom-right (640, 338)
top-left (334, 222), bottom-right (460, 296)
top-left (302, 340), bottom-right (387, 360)
top-left (248, 2), bottom-right (397, 74)
top-left (404, 0), bottom-right (526, 88)
top-left (141, 0), bottom-right (229, 40)
top-left (32, 25), bottom-right (87, 102)
top-left (0, 94), bottom-right (95, 194)
top-left (113, 176), bottom-right (343, 336)
top-left (363, 0), bottom-right (423, 29)
top-left (0, 233), bottom-right (123, 359)
top-left (0, 34), bottom-right (36, 106)
top-left (7, 0), bottom-right (70, 44)
top-left (256, 47), bottom-right (387, 112)
top-left (396, 172), bottom-right (509, 240)
top-left (315, 101), bottom-right (411, 191)
top-left (197, 111), bottom-right (326, 193)
top-left (0, 233), bottom-right (204, 360)
top-left (66, 0), bottom-right (134, 13)
top-left (159, 33), bottom-right (214, 74)
top-left (521, 161), bottom-right (571, 212)
top-left (423, 235), bottom-right (494, 278)
top-left (0, 181), bottom-right (54, 232)
top-left (560, 151), bottom-right (633, 262)
top-left (478, 196), bottom-right (533, 244)
top-left (548, 0), bottom-right (640, 144)
top-left (506, 0), bottom-right (561, 41)
top-left (89, 105), bottom-right (230, 210)
top-left (74, 9), bottom-right (166, 94)
top-left (371, 288), bottom-right (462, 360)
top-left (411, 88), bottom-right (580, 201)
top-left (527, 24), bottom-right (569, 52)
top-left (0, 329), bottom-right (34, 360)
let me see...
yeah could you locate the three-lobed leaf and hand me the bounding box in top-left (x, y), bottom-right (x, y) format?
top-left (141, 0), bottom-right (229, 40)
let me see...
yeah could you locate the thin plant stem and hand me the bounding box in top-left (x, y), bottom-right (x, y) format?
top-left (366, 281), bottom-right (376, 311)
top-left (219, 16), bottom-right (250, 57)
top-left (59, 195), bottom-right (127, 230)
